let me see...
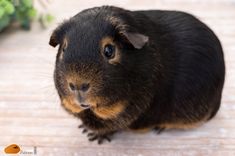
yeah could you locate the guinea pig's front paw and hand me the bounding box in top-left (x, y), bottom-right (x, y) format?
top-left (87, 132), bottom-right (114, 144)
top-left (78, 124), bottom-right (114, 144)
top-left (78, 124), bottom-right (89, 133)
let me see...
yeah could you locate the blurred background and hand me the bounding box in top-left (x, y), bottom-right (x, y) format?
top-left (0, 0), bottom-right (235, 156)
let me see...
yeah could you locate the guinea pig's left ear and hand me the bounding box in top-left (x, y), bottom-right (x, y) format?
top-left (122, 32), bottom-right (149, 49)
top-left (49, 31), bottom-right (59, 47)
top-left (49, 20), bottom-right (71, 47)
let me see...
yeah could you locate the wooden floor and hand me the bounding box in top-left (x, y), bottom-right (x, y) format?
top-left (0, 0), bottom-right (235, 155)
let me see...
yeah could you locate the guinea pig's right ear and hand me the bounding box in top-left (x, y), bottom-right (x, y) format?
top-left (121, 31), bottom-right (149, 49)
top-left (49, 20), bottom-right (71, 47)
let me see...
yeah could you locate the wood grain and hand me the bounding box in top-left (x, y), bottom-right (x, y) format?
top-left (0, 0), bottom-right (235, 155)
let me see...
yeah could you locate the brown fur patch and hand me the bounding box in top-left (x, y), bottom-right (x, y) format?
top-left (158, 114), bottom-right (210, 130)
top-left (59, 37), bottom-right (68, 60)
top-left (129, 116), bottom-right (209, 133)
top-left (128, 127), bottom-right (153, 133)
top-left (107, 16), bottom-right (128, 32)
top-left (109, 16), bottom-right (120, 26)
top-left (101, 36), bottom-right (114, 48)
top-left (61, 96), bottom-right (83, 113)
top-left (159, 122), bottom-right (203, 129)
top-left (100, 36), bottom-right (121, 65)
top-left (92, 101), bottom-right (126, 119)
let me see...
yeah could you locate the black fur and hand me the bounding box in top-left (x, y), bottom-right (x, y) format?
top-left (50, 6), bottom-right (225, 143)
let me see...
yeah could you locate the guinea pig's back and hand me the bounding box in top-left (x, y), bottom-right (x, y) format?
top-left (134, 10), bottom-right (225, 123)
top-left (135, 10), bottom-right (224, 62)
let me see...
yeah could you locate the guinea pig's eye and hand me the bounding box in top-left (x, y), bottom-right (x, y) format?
top-left (103, 44), bottom-right (115, 59)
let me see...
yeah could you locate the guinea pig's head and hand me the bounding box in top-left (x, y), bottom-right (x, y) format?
top-left (49, 6), bottom-right (154, 120)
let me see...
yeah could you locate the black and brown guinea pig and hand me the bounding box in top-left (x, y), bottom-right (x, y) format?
top-left (49, 6), bottom-right (225, 144)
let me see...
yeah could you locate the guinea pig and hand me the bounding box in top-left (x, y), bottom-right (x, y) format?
top-left (49, 6), bottom-right (225, 144)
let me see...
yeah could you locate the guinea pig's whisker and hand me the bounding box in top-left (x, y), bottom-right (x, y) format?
top-left (37, 85), bottom-right (59, 102)
top-left (31, 53), bottom-right (55, 66)
top-left (33, 72), bottom-right (53, 79)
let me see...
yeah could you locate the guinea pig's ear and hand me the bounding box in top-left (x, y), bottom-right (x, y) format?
top-left (49, 20), bottom-right (71, 47)
top-left (49, 30), bottom-right (60, 47)
top-left (121, 31), bottom-right (149, 49)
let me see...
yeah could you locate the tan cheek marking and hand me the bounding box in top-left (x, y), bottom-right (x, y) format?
top-left (92, 101), bottom-right (126, 119)
top-left (61, 96), bottom-right (83, 113)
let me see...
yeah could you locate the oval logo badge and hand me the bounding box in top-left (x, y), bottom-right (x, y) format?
top-left (4, 144), bottom-right (21, 154)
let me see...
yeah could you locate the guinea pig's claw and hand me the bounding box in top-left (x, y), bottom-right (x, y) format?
top-left (79, 124), bottom-right (113, 144)
top-left (78, 124), bottom-right (84, 128)
top-left (154, 127), bottom-right (165, 134)
top-left (87, 132), bottom-right (112, 144)
top-left (78, 124), bottom-right (88, 133)
top-left (82, 129), bottom-right (88, 133)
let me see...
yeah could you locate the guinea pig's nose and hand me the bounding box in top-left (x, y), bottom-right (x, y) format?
top-left (79, 83), bottom-right (90, 92)
top-left (69, 82), bottom-right (90, 92)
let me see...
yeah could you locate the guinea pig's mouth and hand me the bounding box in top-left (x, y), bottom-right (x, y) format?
top-left (71, 97), bottom-right (92, 110)
top-left (79, 103), bottom-right (91, 109)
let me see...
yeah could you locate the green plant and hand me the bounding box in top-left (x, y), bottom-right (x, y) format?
top-left (0, 0), bottom-right (15, 31)
top-left (0, 0), bottom-right (53, 31)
